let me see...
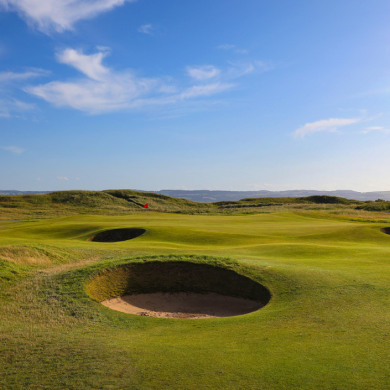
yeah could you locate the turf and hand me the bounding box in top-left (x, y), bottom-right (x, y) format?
top-left (1, 204), bottom-right (390, 389)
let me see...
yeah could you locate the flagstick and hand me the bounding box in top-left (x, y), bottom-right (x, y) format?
top-left (143, 204), bottom-right (149, 224)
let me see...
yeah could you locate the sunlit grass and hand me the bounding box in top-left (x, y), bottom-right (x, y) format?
top-left (1, 205), bottom-right (390, 388)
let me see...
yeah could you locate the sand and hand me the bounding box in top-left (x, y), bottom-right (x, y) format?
top-left (101, 292), bottom-right (264, 319)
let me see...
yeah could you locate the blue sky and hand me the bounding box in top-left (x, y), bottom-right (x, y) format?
top-left (1, 0), bottom-right (390, 192)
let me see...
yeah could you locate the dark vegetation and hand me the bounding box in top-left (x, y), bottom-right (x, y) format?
top-left (218, 195), bottom-right (359, 205)
top-left (90, 228), bottom-right (146, 243)
top-left (356, 200), bottom-right (390, 212)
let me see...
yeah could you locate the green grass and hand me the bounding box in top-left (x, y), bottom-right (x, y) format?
top-left (1, 196), bottom-right (390, 388)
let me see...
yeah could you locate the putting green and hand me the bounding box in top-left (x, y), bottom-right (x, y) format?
top-left (1, 212), bottom-right (390, 389)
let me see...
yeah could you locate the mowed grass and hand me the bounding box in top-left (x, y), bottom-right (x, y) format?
top-left (1, 212), bottom-right (390, 389)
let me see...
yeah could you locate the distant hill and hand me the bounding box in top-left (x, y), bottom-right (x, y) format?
top-left (2, 189), bottom-right (390, 202)
top-left (147, 190), bottom-right (390, 202)
top-left (0, 191), bottom-right (52, 196)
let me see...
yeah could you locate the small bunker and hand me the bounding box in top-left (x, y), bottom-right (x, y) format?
top-left (90, 228), bottom-right (146, 242)
top-left (87, 261), bottom-right (271, 319)
top-left (381, 228), bottom-right (390, 236)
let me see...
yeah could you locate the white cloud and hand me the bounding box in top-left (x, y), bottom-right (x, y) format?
top-left (180, 83), bottom-right (235, 99)
top-left (225, 60), bottom-right (271, 79)
top-left (0, 69), bottom-right (47, 117)
top-left (96, 45), bottom-right (111, 52)
top-left (0, 98), bottom-right (35, 117)
top-left (1, 145), bottom-right (24, 154)
top-left (138, 24), bottom-right (153, 34)
top-left (26, 48), bottom-right (157, 113)
top-left (37, 178), bottom-right (42, 181)
top-left (294, 118), bottom-right (360, 138)
top-left (186, 61), bottom-right (269, 82)
top-left (57, 48), bottom-right (109, 81)
top-left (0, 69), bottom-right (49, 83)
top-left (361, 126), bottom-right (390, 134)
top-left (217, 44), bottom-right (248, 54)
top-left (57, 176), bottom-right (69, 180)
top-left (186, 65), bottom-right (220, 80)
top-left (217, 44), bottom-right (235, 50)
top-left (0, 0), bottom-right (135, 33)
top-left (26, 48), bottom-right (241, 114)
top-left (235, 49), bottom-right (249, 54)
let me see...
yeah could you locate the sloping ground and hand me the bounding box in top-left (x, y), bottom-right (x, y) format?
top-left (0, 190), bottom-right (211, 220)
top-left (0, 245), bottom-right (66, 266)
top-left (1, 214), bottom-right (390, 388)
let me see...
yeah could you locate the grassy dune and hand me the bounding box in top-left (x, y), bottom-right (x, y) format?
top-left (2, 189), bottom-right (390, 221)
top-left (1, 193), bottom-right (390, 389)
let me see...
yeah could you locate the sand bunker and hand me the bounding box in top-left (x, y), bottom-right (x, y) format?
top-left (90, 228), bottom-right (145, 242)
top-left (87, 261), bottom-right (271, 319)
top-left (102, 292), bottom-right (264, 318)
top-left (381, 228), bottom-right (390, 235)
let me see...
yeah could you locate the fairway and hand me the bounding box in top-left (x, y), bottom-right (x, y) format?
top-left (1, 211), bottom-right (390, 389)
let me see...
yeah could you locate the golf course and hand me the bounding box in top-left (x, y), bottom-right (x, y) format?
top-left (1, 191), bottom-right (390, 389)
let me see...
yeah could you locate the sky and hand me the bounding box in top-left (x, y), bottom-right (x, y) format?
top-left (1, 0), bottom-right (390, 192)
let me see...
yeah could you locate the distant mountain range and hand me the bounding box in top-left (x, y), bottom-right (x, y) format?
top-left (2, 189), bottom-right (390, 202)
top-left (152, 190), bottom-right (390, 202)
top-left (0, 191), bottom-right (52, 196)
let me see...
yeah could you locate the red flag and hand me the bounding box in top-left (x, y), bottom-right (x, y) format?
top-left (143, 204), bottom-right (148, 208)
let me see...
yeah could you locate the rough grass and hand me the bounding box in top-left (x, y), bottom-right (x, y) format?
top-left (0, 190), bottom-right (211, 220)
top-left (0, 245), bottom-right (77, 266)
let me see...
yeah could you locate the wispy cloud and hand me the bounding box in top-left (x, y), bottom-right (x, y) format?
top-left (179, 83), bottom-right (234, 99)
top-left (294, 118), bottom-right (361, 138)
top-left (217, 44), bottom-right (249, 54)
top-left (361, 126), bottom-right (390, 134)
top-left (138, 24), bottom-right (153, 34)
top-left (26, 48), bottom-right (156, 113)
top-left (226, 60), bottom-right (272, 78)
top-left (57, 176), bottom-right (69, 181)
top-left (57, 48), bottom-right (109, 81)
top-left (25, 48), bottom-right (252, 114)
top-left (218, 44), bottom-right (236, 50)
top-left (0, 69), bottom-right (47, 117)
top-left (0, 0), bottom-right (136, 33)
top-left (1, 146), bottom-right (24, 154)
top-left (0, 69), bottom-right (49, 83)
top-left (186, 65), bottom-right (220, 80)
top-left (0, 98), bottom-right (35, 117)
top-left (187, 61), bottom-right (270, 82)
